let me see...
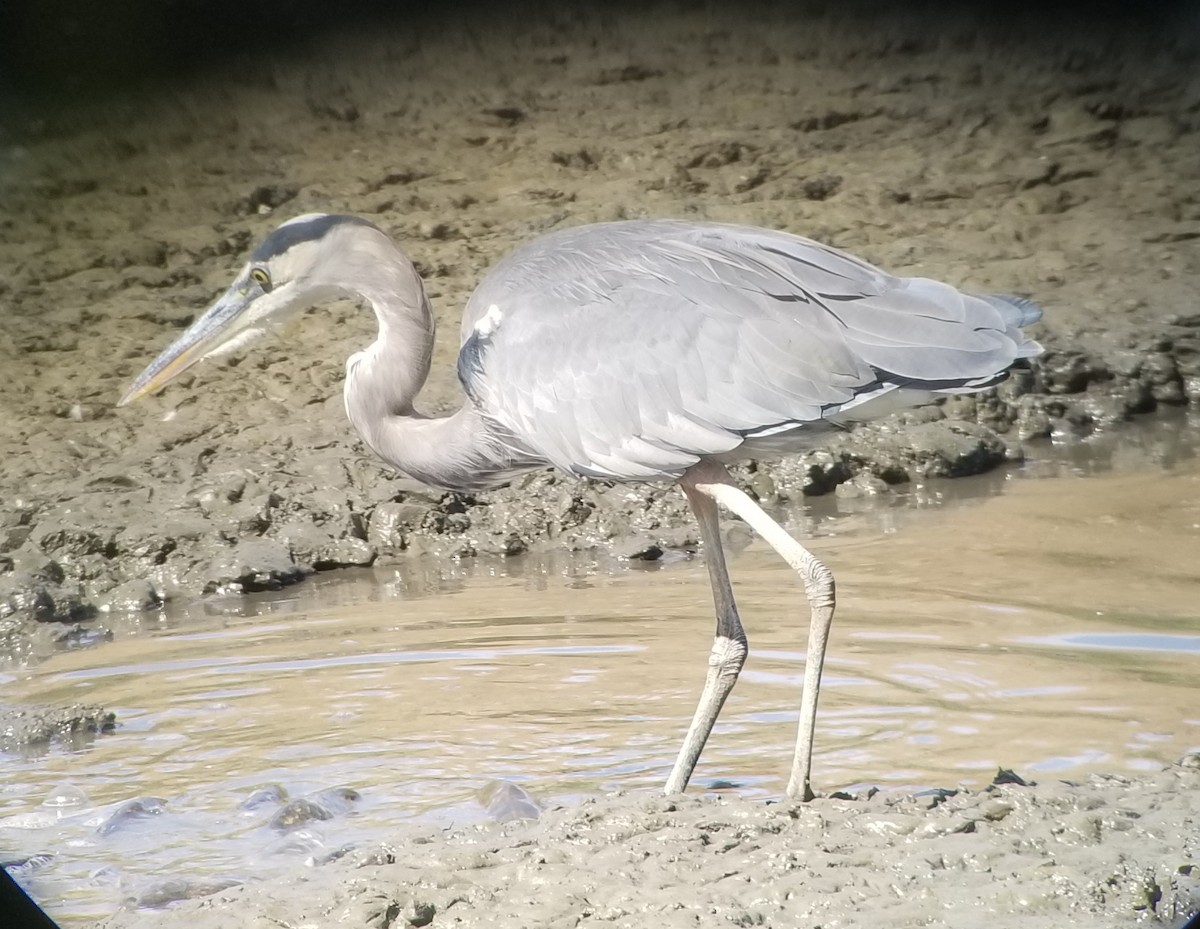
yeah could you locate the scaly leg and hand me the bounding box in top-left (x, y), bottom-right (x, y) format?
top-left (663, 479), bottom-right (748, 795)
top-left (679, 462), bottom-right (836, 801)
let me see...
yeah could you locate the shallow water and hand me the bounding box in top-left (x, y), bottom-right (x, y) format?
top-left (3, 418), bottom-right (1200, 924)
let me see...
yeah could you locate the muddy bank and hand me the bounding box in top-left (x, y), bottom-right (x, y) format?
top-left (93, 761), bottom-right (1200, 929)
top-left (3, 455), bottom-right (1197, 925)
top-left (2, 2), bottom-right (1200, 654)
top-left (0, 701), bottom-right (114, 755)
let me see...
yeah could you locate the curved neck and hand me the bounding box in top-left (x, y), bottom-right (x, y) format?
top-left (351, 251), bottom-right (435, 419)
top-left (339, 239), bottom-right (530, 491)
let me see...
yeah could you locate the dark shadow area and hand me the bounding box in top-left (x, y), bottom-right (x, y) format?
top-left (0, 0), bottom-right (411, 97)
top-left (0, 0), bottom-right (1196, 102)
top-left (0, 866), bottom-right (61, 929)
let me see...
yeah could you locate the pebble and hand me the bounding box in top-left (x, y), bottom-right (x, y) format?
top-left (977, 799), bottom-right (1013, 822)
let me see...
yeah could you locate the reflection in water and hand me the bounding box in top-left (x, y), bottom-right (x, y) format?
top-left (2, 413), bottom-right (1200, 923)
top-left (1021, 633), bottom-right (1200, 653)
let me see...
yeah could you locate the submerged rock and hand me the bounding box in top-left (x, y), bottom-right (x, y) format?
top-left (268, 799), bottom-right (334, 831)
top-left (238, 784), bottom-right (290, 813)
top-left (135, 878), bottom-right (240, 909)
top-left (96, 798), bottom-right (168, 836)
top-left (266, 789), bottom-right (360, 833)
top-left (478, 780), bottom-right (542, 823)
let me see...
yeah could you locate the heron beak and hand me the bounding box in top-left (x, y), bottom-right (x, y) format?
top-left (118, 284), bottom-right (256, 407)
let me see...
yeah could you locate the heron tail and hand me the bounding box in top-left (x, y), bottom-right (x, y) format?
top-left (980, 293), bottom-right (1043, 359)
top-left (982, 293), bottom-right (1043, 328)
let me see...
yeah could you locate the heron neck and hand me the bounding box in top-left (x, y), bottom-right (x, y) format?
top-left (354, 254), bottom-right (435, 416)
top-left (342, 252), bottom-right (436, 440)
top-left (342, 252), bottom-right (526, 491)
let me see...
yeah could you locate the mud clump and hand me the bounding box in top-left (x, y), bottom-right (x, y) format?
top-left (0, 702), bottom-right (116, 754)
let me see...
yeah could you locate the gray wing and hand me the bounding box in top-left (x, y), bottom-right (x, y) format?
top-left (457, 220), bottom-right (1040, 481)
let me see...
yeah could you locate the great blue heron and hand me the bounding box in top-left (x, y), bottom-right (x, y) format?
top-left (120, 215), bottom-right (1042, 801)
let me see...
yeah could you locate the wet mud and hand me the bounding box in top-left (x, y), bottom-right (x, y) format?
top-left (4, 450), bottom-right (1199, 925)
top-left (95, 763), bottom-right (1200, 929)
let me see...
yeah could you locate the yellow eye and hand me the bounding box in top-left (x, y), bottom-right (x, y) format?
top-left (250, 267), bottom-right (271, 289)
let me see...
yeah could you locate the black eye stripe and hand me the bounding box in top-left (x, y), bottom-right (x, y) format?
top-left (250, 214), bottom-right (376, 263)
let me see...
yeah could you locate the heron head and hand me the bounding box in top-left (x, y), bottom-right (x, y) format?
top-left (118, 213), bottom-right (382, 406)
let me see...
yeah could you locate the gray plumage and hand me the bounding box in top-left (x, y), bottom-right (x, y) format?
top-left (120, 213), bottom-right (1043, 801)
top-left (457, 220), bottom-right (1039, 482)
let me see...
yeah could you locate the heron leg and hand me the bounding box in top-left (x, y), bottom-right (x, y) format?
top-left (664, 479), bottom-right (748, 795)
top-left (683, 463), bottom-right (836, 802)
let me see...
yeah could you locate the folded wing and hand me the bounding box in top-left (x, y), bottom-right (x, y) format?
top-left (457, 221), bottom-right (1040, 481)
